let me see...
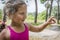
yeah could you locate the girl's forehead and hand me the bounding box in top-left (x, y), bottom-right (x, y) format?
top-left (18, 5), bottom-right (27, 11)
top-left (19, 4), bottom-right (27, 9)
top-left (14, 5), bottom-right (27, 14)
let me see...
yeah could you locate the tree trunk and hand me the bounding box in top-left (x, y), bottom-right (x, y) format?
top-left (34, 0), bottom-right (38, 23)
top-left (45, 0), bottom-right (49, 21)
top-left (49, 0), bottom-right (53, 18)
top-left (46, 7), bottom-right (48, 21)
top-left (57, 0), bottom-right (59, 24)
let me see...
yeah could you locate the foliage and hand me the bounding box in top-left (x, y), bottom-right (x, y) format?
top-left (0, 9), bottom-right (2, 20)
top-left (1, 0), bottom-right (5, 4)
top-left (40, 0), bottom-right (47, 4)
top-left (25, 13), bottom-right (34, 22)
top-left (52, 6), bottom-right (58, 16)
top-left (26, 10), bottom-right (46, 23)
top-left (52, 6), bottom-right (60, 19)
top-left (38, 10), bottom-right (46, 20)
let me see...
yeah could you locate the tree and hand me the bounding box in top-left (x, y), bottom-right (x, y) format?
top-left (40, 0), bottom-right (54, 21)
top-left (52, 6), bottom-right (58, 17)
top-left (26, 0), bottom-right (38, 23)
top-left (57, 0), bottom-right (60, 24)
top-left (34, 0), bottom-right (38, 23)
top-left (49, 0), bottom-right (53, 18)
top-left (45, 1), bottom-right (50, 21)
top-left (40, 0), bottom-right (50, 21)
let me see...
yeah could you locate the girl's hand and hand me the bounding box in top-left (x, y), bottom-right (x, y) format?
top-left (46, 16), bottom-right (56, 24)
top-left (0, 20), bottom-right (3, 24)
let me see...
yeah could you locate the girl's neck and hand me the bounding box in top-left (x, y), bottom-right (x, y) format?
top-left (11, 21), bottom-right (24, 28)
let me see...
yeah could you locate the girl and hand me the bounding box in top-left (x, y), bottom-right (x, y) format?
top-left (0, 0), bottom-right (56, 40)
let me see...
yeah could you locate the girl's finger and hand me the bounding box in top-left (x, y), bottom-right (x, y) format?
top-left (52, 18), bottom-right (56, 23)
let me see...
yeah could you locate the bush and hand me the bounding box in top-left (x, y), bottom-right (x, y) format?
top-left (0, 9), bottom-right (2, 20)
top-left (38, 10), bottom-right (46, 20)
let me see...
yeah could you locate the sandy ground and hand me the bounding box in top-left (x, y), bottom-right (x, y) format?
top-left (29, 28), bottom-right (60, 40)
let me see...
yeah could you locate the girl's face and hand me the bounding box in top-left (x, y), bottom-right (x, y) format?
top-left (11, 5), bottom-right (27, 24)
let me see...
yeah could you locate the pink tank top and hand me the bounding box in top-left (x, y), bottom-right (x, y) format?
top-left (8, 24), bottom-right (29, 40)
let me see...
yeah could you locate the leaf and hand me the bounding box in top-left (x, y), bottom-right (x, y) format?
top-left (40, 0), bottom-right (47, 4)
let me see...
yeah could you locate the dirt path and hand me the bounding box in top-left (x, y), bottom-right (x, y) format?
top-left (29, 24), bottom-right (60, 40)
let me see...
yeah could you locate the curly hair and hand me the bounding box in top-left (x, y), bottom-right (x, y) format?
top-left (4, 0), bottom-right (27, 14)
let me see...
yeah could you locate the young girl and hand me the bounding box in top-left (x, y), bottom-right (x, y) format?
top-left (0, 0), bottom-right (56, 40)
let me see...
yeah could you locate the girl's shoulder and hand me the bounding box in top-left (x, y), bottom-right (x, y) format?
top-left (0, 28), bottom-right (7, 39)
top-left (24, 23), bottom-right (33, 30)
top-left (0, 27), bottom-right (8, 36)
top-left (24, 23), bottom-right (30, 30)
top-left (0, 26), bottom-right (10, 39)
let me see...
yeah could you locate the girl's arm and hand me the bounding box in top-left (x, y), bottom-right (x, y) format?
top-left (28, 22), bottom-right (49, 32)
top-left (28, 17), bottom-right (56, 32)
